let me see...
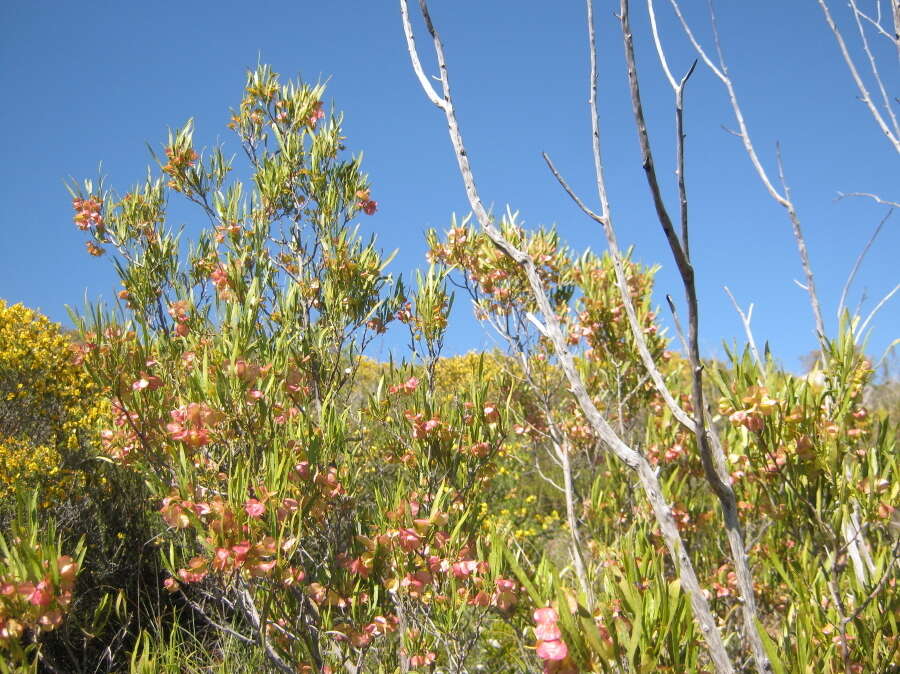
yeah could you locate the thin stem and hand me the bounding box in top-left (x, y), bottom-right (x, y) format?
top-left (837, 191), bottom-right (900, 209)
top-left (775, 143), bottom-right (827, 351)
top-left (665, 294), bottom-right (691, 356)
top-left (621, 1), bottom-right (769, 669)
top-left (837, 208), bottom-right (893, 320)
top-left (554, 436), bottom-right (594, 606)
top-left (665, 0), bottom-right (828, 352)
top-left (816, 0), bottom-right (900, 153)
top-left (853, 0), bottom-right (900, 49)
top-left (724, 286), bottom-right (762, 369)
top-left (850, 0), bottom-right (900, 137)
top-left (858, 282), bottom-right (900, 337)
top-left (400, 2), bottom-right (734, 669)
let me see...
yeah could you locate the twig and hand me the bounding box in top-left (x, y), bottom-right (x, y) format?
top-left (816, 0), bottom-right (900, 154)
top-left (665, 0), bottom-right (829, 353)
top-left (675, 60), bottom-right (697, 257)
top-left (621, 2), bottom-right (770, 669)
top-left (837, 208), bottom-right (893, 320)
top-left (852, 0), bottom-right (900, 48)
top-left (535, 459), bottom-right (566, 493)
top-left (648, 0), bottom-right (697, 254)
top-left (400, 1), bottom-right (735, 670)
top-left (825, 561), bottom-right (853, 674)
top-left (723, 287), bottom-right (762, 369)
top-left (665, 295), bottom-right (691, 357)
top-left (849, 0), bottom-right (900, 137)
top-left (553, 436), bottom-right (594, 605)
top-left (183, 595), bottom-right (255, 645)
top-left (836, 191), bottom-right (900, 209)
top-left (858, 282), bottom-right (900, 337)
top-left (775, 145), bottom-right (827, 353)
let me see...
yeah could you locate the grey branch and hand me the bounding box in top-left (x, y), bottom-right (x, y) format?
top-left (816, 0), bottom-right (900, 154)
top-left (836, 191), bottom-right (900, 209)
top-left (400, 1), bottom-right (735, 669)
top-left (838, 208), bottom-right (893, 321)
top-left (663, 0), bottom-right (829, 352)
top-left (620, 1), bottom-right (770, 669)
top-left (724, 287), bottom-right (762, 369)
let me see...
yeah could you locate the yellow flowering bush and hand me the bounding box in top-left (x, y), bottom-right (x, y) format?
top-left (0, 301), bottom-right (101, 504)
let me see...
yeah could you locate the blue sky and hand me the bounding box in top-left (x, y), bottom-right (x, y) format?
top-left (1, 1), bottom-right (897, 371)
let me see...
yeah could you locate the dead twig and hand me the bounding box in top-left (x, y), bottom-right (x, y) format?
top-left (837, 207), bottom-right (893, 321)
top-left (816, 0), bottom-right (900, 153)
top-left (723, 287), bottom-right (762, 369)
top-left (400, 1), bottom-right (735, 670)
top-left (664, 0), bottom-right (829, 353)
top-left (621, 1), bottom-right (769, 669)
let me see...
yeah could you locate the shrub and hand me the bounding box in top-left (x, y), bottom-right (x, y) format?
top-left (0, 301), bottom-right (100, 508)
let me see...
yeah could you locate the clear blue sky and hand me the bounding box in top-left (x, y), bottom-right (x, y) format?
top-left (1, 1), bottom-right (897, 371)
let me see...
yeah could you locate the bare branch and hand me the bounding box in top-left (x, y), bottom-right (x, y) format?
top-left (551, 436), bottom-right (594, 605)
top-left (775, 142), bottom-right (827, 349)
top-left (838, 208), bottom-right (893, 320)
top-left (400, 1), bottom-right (734, 669)
top-left (665, 0), bottom-right (829, 352)
top-left (540, 157), bottom-right (607, 225)
top-left (647, 0), bottom-right (678, 89)
top-left (837, 191), bottom-right (900, 209)
top-left (676, 60), bottom-right (698, 255)
top-left (399, 0), bottom-right (445, 109)
top-left (183, 595), bottom-right (255, 645)
top-left (621, 5), bottom-right (692, 274)
top-left (664, 0), bottom-right (785, 206)
top-left (858, 282), bottom-right (900, 337)
top-left (724, 287), bottom-right (763, 369)
top-left (852, 0), bottom-right (900, 49)
top-left (524, 311), bottom-right (550, 338)
top-left (665, 294), bottom-right (691, 356)
top-left (620, 2), bottom-right (770, 669)
top-left (816, 0), bottom-right (900, 153)
top-left (849, 0), bottom-right (900, 137)
top-left (535, 459), bottom-right (566, 493)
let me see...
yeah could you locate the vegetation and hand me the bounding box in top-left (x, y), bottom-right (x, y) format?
top-left (1, 2), bottom-right (898, 672)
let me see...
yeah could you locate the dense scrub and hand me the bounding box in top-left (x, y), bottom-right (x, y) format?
top-left (0, 64), bottom-right (896, 674)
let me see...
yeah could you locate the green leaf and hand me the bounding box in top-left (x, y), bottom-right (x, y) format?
top-left (755, 620), bottom-right (786, 674)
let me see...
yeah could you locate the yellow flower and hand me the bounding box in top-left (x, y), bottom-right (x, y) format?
top-left (0, 301), bottom-right (101, 504)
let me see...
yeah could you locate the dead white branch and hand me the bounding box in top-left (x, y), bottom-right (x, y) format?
top-left (858, 282), bottom-right (900, 338)
top-left (400, 1), bottom-right (735, 670)
top-left (838, 208), bottom-right (893, 321)
top-left (724, 287), bottom-right (762, 369)
top-left (849, 0), bottom-right (900, 136)
top-left (663, 0), bottom-right (829, 351)
top-left (618, 2), bottom-right (770, 669)
top-left (837, 191), bottom-right (900, 209)
top-left (816, 0), bottom-right (900, 154)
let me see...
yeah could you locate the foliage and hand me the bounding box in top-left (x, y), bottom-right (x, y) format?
top-left (0, 494), bottom-right (84, 671)
top-left (0, 61), bottom-right (895, 673)
top-left (59, 65), bottom-right (538, 673)
top-left (0, 301), bottom-right (101, 507)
